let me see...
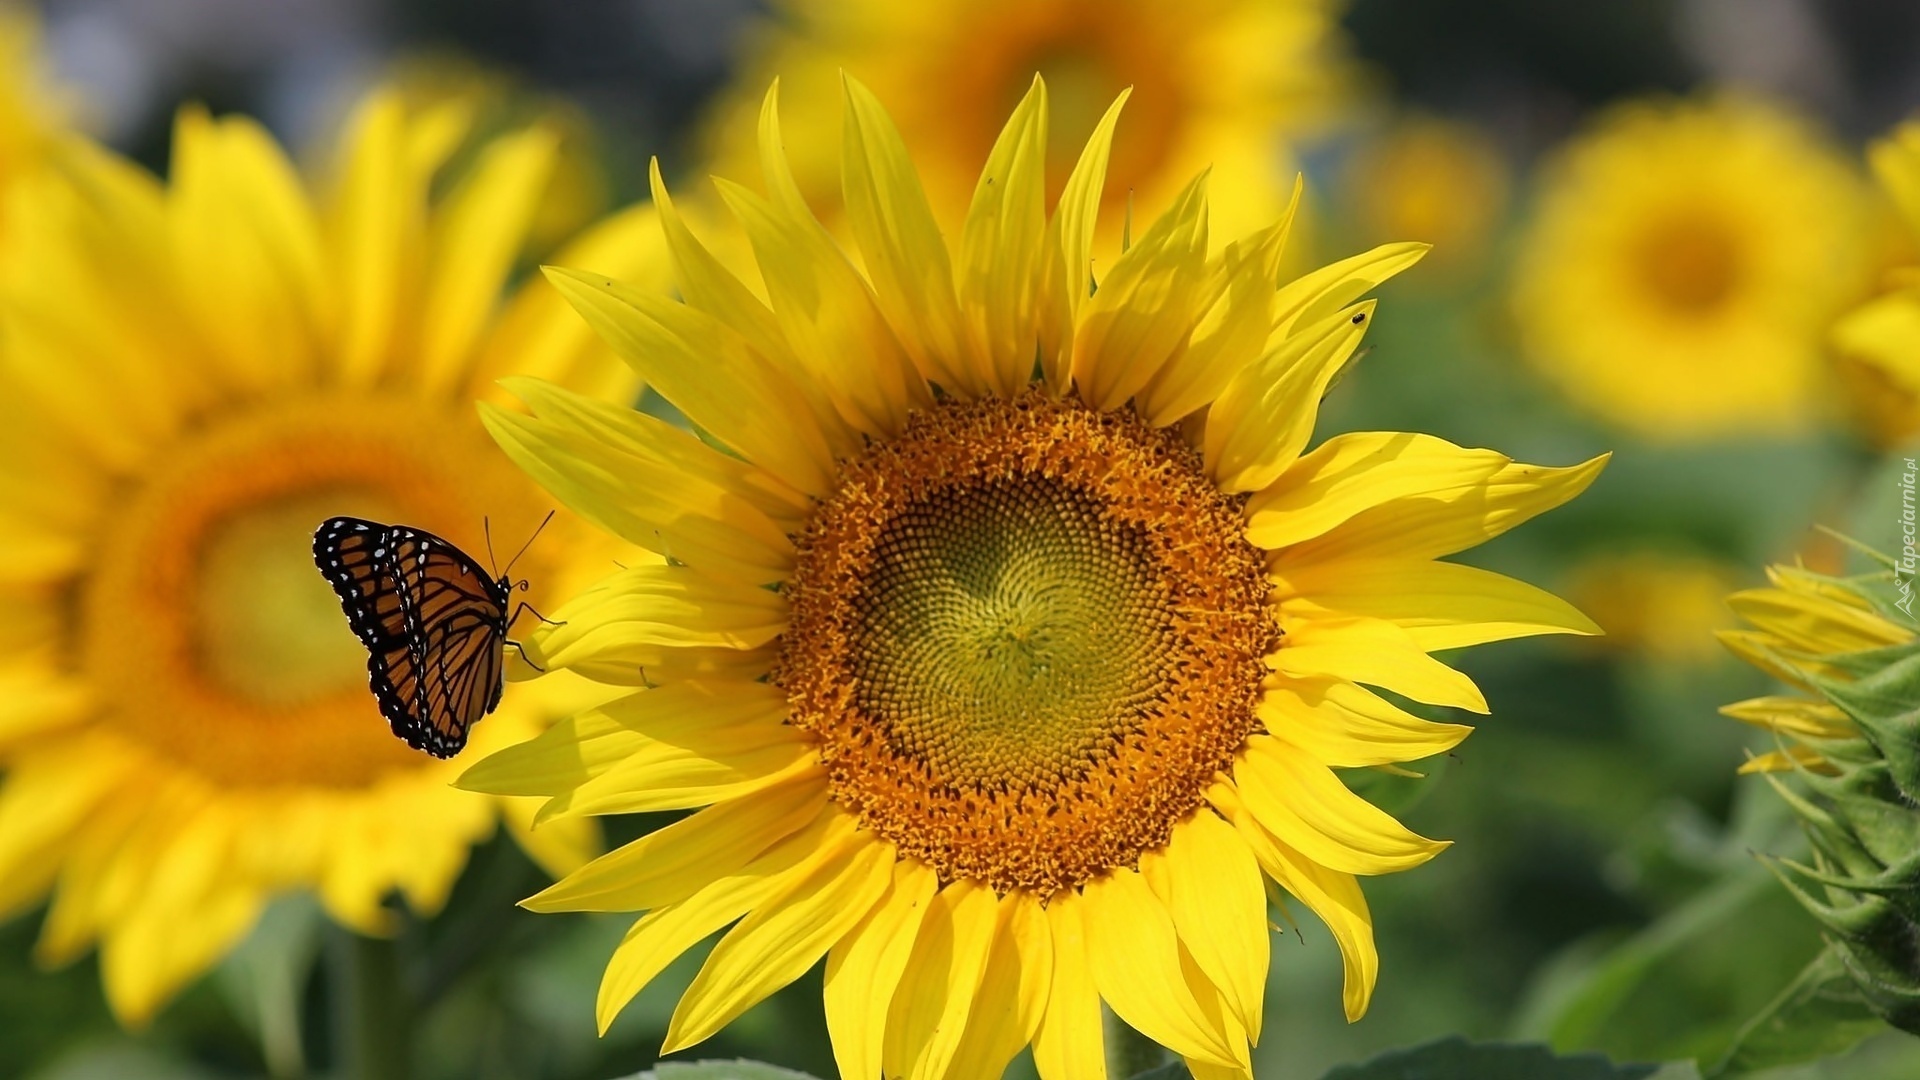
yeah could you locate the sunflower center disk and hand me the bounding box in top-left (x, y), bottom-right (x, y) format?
top-left (854, 478), bottom-right (1168, 789)
top-left (781, 392), bottom-right (1279, 895)
top-left (83, 396), bottom-right (546, 789)
top-left (1637, 217), bottom-right (1740, 313)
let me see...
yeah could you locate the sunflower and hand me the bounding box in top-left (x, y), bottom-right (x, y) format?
top-left (0, 91), bottom-right (668, 1025)
top-left (1719, 564), bottom-right (1914, 775)
top-left (1512, 95), bottom-right (1868, 440)
top-left (462, 78), bottom-right (1604, 1076)
top-left (1833, 121), bottom-right (1920, 448)
top-left (1343, 114), bottom-right (1509, 276)
top-left (702, 0), bottom-right (1350, 250)
top-left (1563, 550), bottom-right (1739, 664)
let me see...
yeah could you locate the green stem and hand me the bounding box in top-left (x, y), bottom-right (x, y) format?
top-left (1104, 1007), bottom-right (1170, 1075)
top-left (337, 932), bottom-right (410, 1080)
top-left (256, 950), bottom-right (306, 1079)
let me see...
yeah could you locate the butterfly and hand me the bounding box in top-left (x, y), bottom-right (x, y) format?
top-left (312, 515), bottom-right (549, 758)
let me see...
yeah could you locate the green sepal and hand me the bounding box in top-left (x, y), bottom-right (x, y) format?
top-left (1803, 640), bottom-right (1920, 801)
top-left (1710, 946), bottom-right (1886, 1076)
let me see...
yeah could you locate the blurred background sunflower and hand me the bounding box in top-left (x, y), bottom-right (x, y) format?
top-left (3, 0), bottom-right (1920, 1077)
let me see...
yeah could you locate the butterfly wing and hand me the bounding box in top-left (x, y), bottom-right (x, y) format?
top-left (390, 526), bottom-right (511, 757)
top-left (313, 517), bottom-right (428, 742)
top-left (314, 517), bottom-right (510, 758)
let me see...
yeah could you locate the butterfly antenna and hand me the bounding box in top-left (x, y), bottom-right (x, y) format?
top-left (502, 510), bottom-right (557, 579)
top-left (484, 516), bottom-right (500, 577)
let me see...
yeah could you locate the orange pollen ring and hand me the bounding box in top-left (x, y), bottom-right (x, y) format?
top-left (777, 390), bottom-right (1278, 894)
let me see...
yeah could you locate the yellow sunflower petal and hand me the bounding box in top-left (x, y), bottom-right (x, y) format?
top-left (1186, 1059), bottom-right (1257, 1080)
top-left (474, 201), bottom-right (669, 395)
top-left (730, 85), bottom-right (929, 437)
top-left (1073, 169), bottom-right (1212, 411)
top-left (1260, 679), bottom-right (1473, 768)
top-left (35, 769), bottom-right (155, 967)
top-left (645, 162), bottom-right (858, 463)
top-left (665, 833), bottom-right (894, 1053)
top-left (169, 110), bottom-right (325, 391)
top-left (416, 126), bottom-right (557, 392)
top-left (498, 796), bottom-right (600, 881)
top-left (1178, 944), bottom-right (1253, 1074)
top-left (1720, 695), bottom-right (1856, 740)
top-left (1032, 892), bottom-right (1108, 1080)
top-left (593, 809), bottom-right (850, 1034)
top-left (839, 74), bottom-right (972, 397)
top-left (537, 703), bottom-right (817, 822)
top-left (1245, 432), bottom-right (1510, 551)
top-left (1209, 781), bottom-right (1379, 1022)
top-left (1271, 241), bottom-right (1428, 337)
top-left (332, 94), bottom-right (425, 387)
top-left (481, 403), bottom-right (796, 584)
top-left (1040, 89), bottom-right (1131, 391)
top-left (1268, 617), bottom-right (1489, 713)
top-left (0, 666), bottom-right (91, 750)
top-left (882, 879), bottom-right (999, 1080)
top-left (1135, 198), bottom-right (1298, 426)
top-left (100, 806), bottom-right (265, 1028)
top-left (958, 76), bottom-right (1049, 398)
top-left (1234, 735), bottom-right (1449, 876)
top-left (1717, 629), bottom-right (1815, 692)
top-left (534, 266), bottom-right (840, 499)
top-left (1204, 301), bottom-right (1375, 493)
top-left (824, 859), bottom-right (940, 1080)
top-left (522, 778), bottom-right (827, 914)
top-left (0, 746), bottom-right (127, 919)
top-left (1158, 810), bottom-right (1269, 1042)
top-left (1082, 868), bottom-right (1244, 1069)
top-left (512, 563), bottom-right (785, 677)
top-left (1289, 454), bottom-right (1610, 564)
top-left (502, 376), bottom-right (810, 528)
top-left (461, 679), bottom-right (786, 800)
top-left (944, 891), bottom-right (1054, 1080)
top-left (1272, 557), bottom-right (1603, 650)
top-left (1872, 124), bottom-right (1920, 234)
top-left (1739, 746), bottom-right (1838, 775)
top-left (1728, 583), bottom-right (1912, 655)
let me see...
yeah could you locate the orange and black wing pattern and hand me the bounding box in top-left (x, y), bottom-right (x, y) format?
top-left (312, 516), bottom-right (512, 758)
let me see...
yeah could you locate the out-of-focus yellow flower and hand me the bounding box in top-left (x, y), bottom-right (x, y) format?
top-left (1718, 564), bottom-right (1912, 774)
top-left (0, 5), bottom-right (74, 251)
top-left (0, 93), bottom-right (669, 1026)
top-left (463, 77), bottom-right (1605, 1077)
top-left (379, 51), bottom-right (611, 255)
top-left (1833, 122), bottom-right (1920, 448)
top-left (1345, 115), bottom-right (1509, 273)
top-left (1513, 96), bottom-right (1868, 440)
top-left (701, 0), bottom-right (1351, 250)
top-left (1565, 551), bottom-right (1741, 664)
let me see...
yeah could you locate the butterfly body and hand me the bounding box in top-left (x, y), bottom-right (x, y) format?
top-left (313, 516), bottom-right (514, 758)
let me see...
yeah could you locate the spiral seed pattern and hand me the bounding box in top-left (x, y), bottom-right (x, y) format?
top-left (779, 390), bottom-right (1279, 894)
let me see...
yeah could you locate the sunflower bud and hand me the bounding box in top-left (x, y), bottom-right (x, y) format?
top-left (1720, 561), bottom-right (1920, 1033)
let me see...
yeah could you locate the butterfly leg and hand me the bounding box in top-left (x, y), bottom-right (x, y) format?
top-left (507, 640), bottom-right (548, 674)
top-left (506, 599), bottom-right (566, 632)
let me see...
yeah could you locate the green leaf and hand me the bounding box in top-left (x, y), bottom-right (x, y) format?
top-left (1126, 1064), bottom-right (1194, 1080)
top-left (1710, 946), bottom-right (1885, 1076)
top-left (1314, 1036), bottom-right (1696, 1079)
top-left (1518, 865), bottom-right (1823, 1063)
top-left (607, 1061), bottom-right (825, 1080)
